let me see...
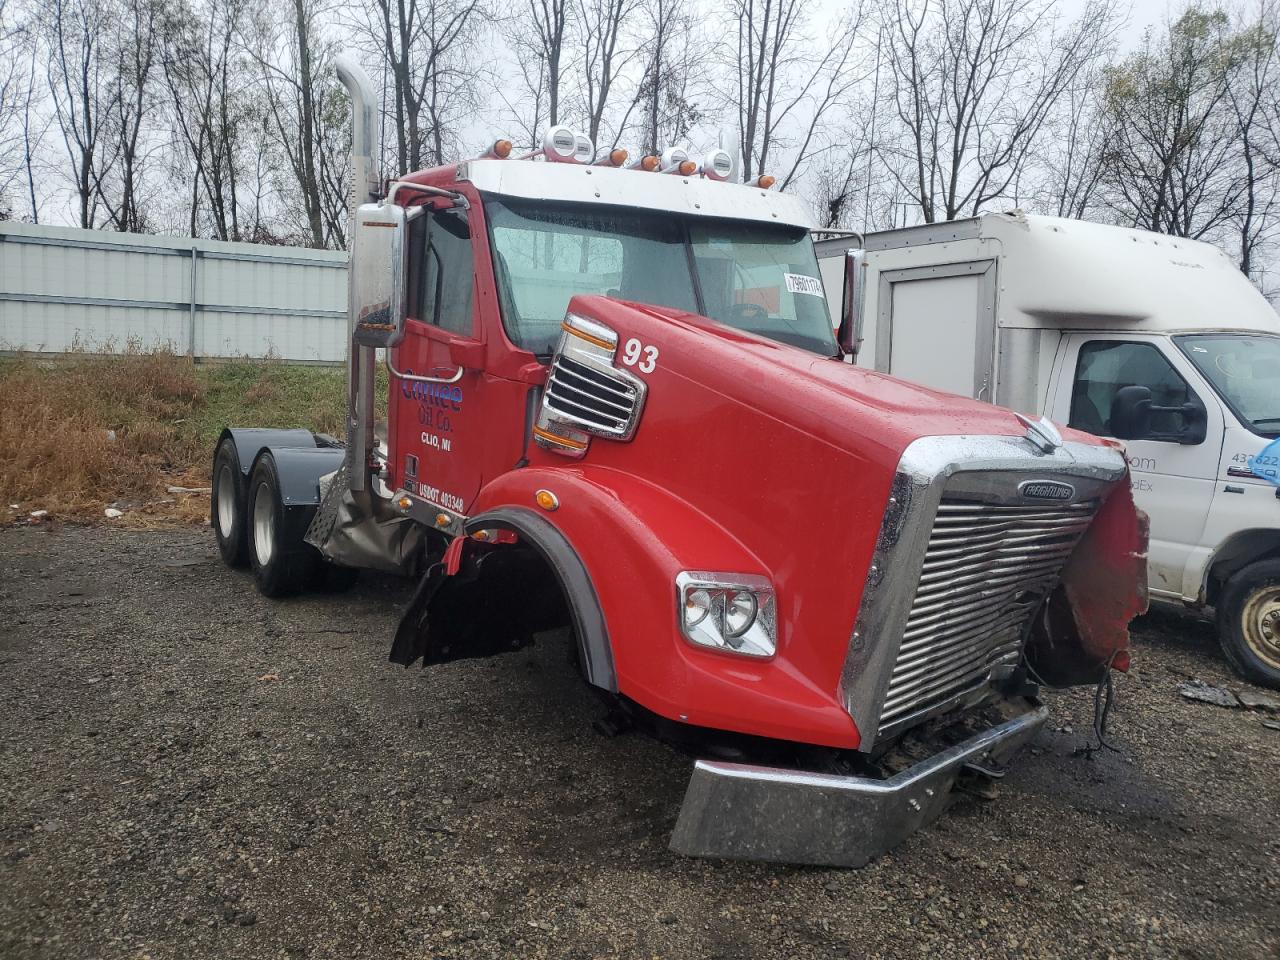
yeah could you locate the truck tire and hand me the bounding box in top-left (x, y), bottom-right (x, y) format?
top-left (247, 455), bottom-right (317, 598)
top-left (1217, 559), bottom-right (1280, 690)
top-left (212, 438), bottom-right (248, 568)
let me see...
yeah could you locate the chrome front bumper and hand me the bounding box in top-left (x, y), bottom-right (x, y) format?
top-left (669, 703), bottom-right (1049, 867)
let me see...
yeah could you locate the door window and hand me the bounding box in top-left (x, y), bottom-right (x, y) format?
top-left (408, 208), bottom-right (475, 336)
top-left (1069, 340), bottom-right (1193, 438)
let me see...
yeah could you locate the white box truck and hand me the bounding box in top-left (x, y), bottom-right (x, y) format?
top-left (816, 212), bottom-right (1280, 689)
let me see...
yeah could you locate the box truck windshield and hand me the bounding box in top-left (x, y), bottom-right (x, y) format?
top-left (485, 197), bottom-right (836, 356)
top-left (1176, 334), bottom-right (1280, 438)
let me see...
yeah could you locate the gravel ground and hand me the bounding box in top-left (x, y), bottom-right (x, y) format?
top-left (1, 525), bottom-right (1278, 960)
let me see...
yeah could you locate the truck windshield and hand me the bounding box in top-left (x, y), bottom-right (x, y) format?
top-left (484, 197), bottom-right (837, 358)
top-left (1176, 334), bottom-right (1280, 438)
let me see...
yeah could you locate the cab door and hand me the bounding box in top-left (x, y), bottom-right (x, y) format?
top-left (1048, 333), bottom-right (1224, 601)
top-left (388, 203), bottom-right (494, 515)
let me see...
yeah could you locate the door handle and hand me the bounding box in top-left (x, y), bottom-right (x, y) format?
top-left (385, 353), bottom-right (464, 384)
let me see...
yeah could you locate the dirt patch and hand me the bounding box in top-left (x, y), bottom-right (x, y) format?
top-left (1, 526), bottom-right (1277, 959)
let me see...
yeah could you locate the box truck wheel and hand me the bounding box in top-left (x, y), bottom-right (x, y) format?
top-left (1218, 560), bottom-right (1280, 690)
top-left (247, 455), bottom-right (317, 598)
top-left (212, 438), bottom-right (248, 568)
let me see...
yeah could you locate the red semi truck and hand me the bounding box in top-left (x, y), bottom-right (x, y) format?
top-left (208, 57), bottom-right (1147, 867)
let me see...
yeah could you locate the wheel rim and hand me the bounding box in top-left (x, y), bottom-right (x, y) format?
top-left (252, 481), bottom-right (275, 568)
top-left (1241, 585), bottom-right (1280, 669)
top-left (216, 464), bottom-right (236, 538)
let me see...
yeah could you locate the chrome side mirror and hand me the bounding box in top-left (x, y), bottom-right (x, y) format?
top-left (837, 248), bottom-right (866, 360)
top-left (351, 202), bottom-right (408, 348)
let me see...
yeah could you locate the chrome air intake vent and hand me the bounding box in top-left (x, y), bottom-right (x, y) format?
top-left (875, 498), bottom-right (1097, 736)
top-left (534, 313), bottom-right (647, 457)
top-left (545, 354), bottom-right (642, 438)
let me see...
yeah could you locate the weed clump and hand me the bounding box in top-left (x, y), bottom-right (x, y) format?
top-left (0, 346), bottom-right (346, 523)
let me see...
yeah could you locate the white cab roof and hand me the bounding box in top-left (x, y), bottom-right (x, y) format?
top-left (825, 211), bottom-right (1280, 334)
top-left (984, 213), bottom-right (1279, 333)
top-left (457, 158), bottom-right (815, 230)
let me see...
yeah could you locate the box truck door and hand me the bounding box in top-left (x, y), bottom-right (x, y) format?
top-left (1050, 334), bottom-right (1224, 600)
top-left (874, 261), bottom-right (996, 400)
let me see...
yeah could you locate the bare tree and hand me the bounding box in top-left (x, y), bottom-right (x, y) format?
top-left (1036, 64), bottom-right (1113, 220)
top-left (0, 0), bottom-right (33, 215)
top-left (731, 0), bottom-right (866, 188)
top-left (634, 0), bottom-right (707, 155)
top-left (1224, 0), bottom-right (1280, 280)
top-left (44, 0), bottom-right (110, 227)
top-left (351, 0), bottom-right (485, 173)
top-left (95, 0), bottom-right (161, 231)
top-left (243, 0), bottom-right (335, 246)
top-left (162, 0), bottom-right (250, 239)
top-left (576, 0), bottom-right (640, 146)
top-left (1099, 8), bottom-right (1243, 239)
top-left (876, 0), bottom-right (1117, 222)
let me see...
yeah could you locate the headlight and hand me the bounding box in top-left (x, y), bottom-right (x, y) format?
top-left (676, 572), bottom-right (776, 658)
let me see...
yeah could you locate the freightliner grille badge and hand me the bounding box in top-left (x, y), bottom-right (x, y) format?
top-left (1018, 479), bottom-right (1076, 501)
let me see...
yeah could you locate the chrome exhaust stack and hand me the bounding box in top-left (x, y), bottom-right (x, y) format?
top-left (335, 53), bottom-right (381, 492)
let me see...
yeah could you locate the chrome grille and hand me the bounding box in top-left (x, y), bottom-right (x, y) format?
top-left (876, 498), bottom-right (1096, 733)
top-left (544, 354), bottom-right (641, 439)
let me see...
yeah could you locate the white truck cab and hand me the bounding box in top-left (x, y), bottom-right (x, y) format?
top-left (816, 213), bottom-right (1280, 688)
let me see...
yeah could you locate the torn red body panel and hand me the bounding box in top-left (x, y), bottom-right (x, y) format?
top-left (1028, 480), bottom-right (1150, 686)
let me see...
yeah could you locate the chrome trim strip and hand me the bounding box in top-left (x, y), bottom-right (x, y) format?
top-left (669, 702), bottom-right (1049, 867)
top-left (840, 435), bottom-right (1127, 751)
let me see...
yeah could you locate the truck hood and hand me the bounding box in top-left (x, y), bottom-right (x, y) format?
top-left (625, 301), bottom-right (1098, 459)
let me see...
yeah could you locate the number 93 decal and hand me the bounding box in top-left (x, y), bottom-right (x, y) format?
top-left (620, 337), bottom-right (659, 374)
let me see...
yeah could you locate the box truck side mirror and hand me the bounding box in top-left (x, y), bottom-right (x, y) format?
top-left (351, 202), bottom-right (412, 349)
top-left (1110, 385), bottom-right (1153, 440)
top-left (1111, 384), bottom-right (1207, 445)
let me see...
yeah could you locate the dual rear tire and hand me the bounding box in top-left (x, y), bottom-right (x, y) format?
top-left (212, 439), bottom-right (358, 597)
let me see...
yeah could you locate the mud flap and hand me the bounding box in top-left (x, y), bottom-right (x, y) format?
top-left (1026, 481), bottom-right (1150, 686)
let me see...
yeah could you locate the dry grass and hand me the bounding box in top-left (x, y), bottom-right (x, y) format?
top-left (0, 347), bottom-right (349, 525)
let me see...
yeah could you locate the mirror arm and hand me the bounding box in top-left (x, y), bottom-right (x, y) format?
top-left (387, 180), bottom-right (469, 210)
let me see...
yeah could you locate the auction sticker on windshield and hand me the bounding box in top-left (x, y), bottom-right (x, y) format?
top-left (785, 274), bottom-right (825, 297)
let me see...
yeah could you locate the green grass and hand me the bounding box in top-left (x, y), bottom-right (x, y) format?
top-left (189, 360), bottom-right (350, 446)
top-left (0, 350), bottom-right (360, 521)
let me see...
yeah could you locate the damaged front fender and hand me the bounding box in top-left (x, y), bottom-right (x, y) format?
top-left (1026, 481), bottom-right (1150, 686)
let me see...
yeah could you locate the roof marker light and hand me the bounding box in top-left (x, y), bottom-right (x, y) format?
top-left (659, 146), bottom-right (690, 173)
top-left (676, 159), bottom-right (697, 176)
top-left (630, 154), bottom-right (660, 172)
top-left (701, 149), bottom-right (734, 181)
top-left (594, 147), bottom-right (629, 167)
top-left (485, 138), bottom-right (513, 159)
top-left (752, 173), bottom-right (776, 189)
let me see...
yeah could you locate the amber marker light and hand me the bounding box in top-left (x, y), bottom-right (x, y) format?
top-left (535, 489), bottom-right (560, 511)
top-left (637, 155), bottom-right (660, 172)
top-left (396, 495), bottom-right (412, 510)
top-left (677, 159), bottom-right (697, 176)
top-left (434, 513), bottom-right (451, 528)
top-left (610, 148), bottom-right (628, 166)
top-left (560, 320), bottom-right (615, 350)
top-left (491, 138), bottom-right (513, 158)
top-left (754, 174), bottom-right (776, 189)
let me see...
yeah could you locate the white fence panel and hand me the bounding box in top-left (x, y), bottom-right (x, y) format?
top-left (0, 222), bottom-right (348, 362)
